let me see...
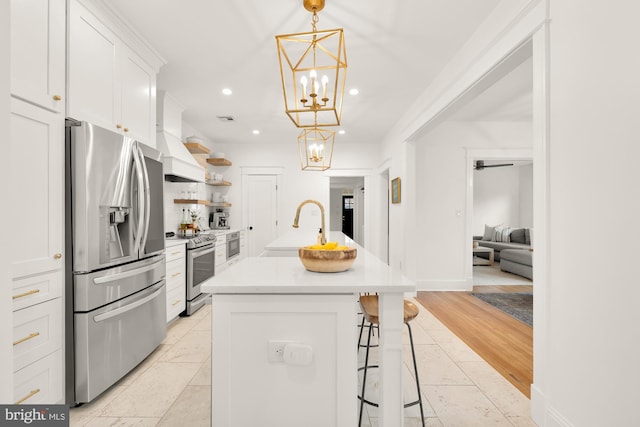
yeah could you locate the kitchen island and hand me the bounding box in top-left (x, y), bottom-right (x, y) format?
top-left (201, 231), bottom-right (415, 427)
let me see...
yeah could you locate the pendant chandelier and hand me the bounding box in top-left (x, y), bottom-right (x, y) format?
top-left (298, 127), bottom-right (335, 171)
top-left (275, 0), bottom-right (347, 129)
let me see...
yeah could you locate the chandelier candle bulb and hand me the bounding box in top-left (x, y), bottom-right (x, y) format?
top-left (301, 76), bottom-right (307, 100)
top-left (322, 75), bottom-right (328, 100)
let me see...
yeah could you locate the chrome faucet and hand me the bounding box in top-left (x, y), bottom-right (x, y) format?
top-left (292, 199), bottom-right (326, 245)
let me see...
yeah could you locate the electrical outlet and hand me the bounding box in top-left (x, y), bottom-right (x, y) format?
top-left (268, 340), bottom-right (293, 363)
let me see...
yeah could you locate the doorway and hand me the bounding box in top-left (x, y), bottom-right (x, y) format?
top-left (328, 176), bottom-right (364, 246)
top-left (341, 195), bottom-right (354, 239)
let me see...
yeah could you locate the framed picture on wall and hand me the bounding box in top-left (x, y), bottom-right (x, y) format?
top-left (391, 177), bottom-right (401, 204)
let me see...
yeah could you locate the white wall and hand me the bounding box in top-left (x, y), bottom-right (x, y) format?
top-left (414, 121), bottom-right (532, 289)
top-left (329, 188), bottom-right (343, 232)
top-left (473, 165), bottom-right (532, 235)
top-left (204, 138), bottom-right (378, 239)
top-left (546, 1), bottom-right (640, 426)
top-left (0, 0), bottom-right (13, 402)
top-left (518, 164), bottom-right (533, 227)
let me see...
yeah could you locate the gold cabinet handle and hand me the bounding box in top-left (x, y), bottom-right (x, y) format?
top-left (13, 332), bottom-right (40, 346)
top-left (116, 124), bottom-right (122, 129)
top-left (15, 388), bottom-right (41, 404)
top-left (53, 95), bottom-right (62, 101)
top-left (171, 272), bottom-right (181, 278)
top-left (123, 127), bottom-right (129, 132)
top-left (13, 289), bottom-right (40, 300)
top-left (171, 299), bottom-right (182, 306)
top-left (53, 253), bottom-right (62, 259)
top-left (171, 250), bottom-right (181, 255)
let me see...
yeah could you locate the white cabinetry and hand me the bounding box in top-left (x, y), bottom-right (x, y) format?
top-left (10, 84), bottom-right (64, 405)
top-left (10, 99), bottom-right (64, 280)
top-left (10, 0), bottom-right (65, 112)
top-left (214, 234), bottom-right (228, 274)
top-left (165, 241), bottom-right (186, 322)
top-left (67, 0), bottom-right (161, 147)
top-left (239, 230), bottom-right (247, 260)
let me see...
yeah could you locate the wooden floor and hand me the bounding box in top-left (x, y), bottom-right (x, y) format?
top-left (415, 288), bottom-right (533, 398)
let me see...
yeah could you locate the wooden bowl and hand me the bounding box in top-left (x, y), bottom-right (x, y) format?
top-left (298, 247), bottom-right (357, 273)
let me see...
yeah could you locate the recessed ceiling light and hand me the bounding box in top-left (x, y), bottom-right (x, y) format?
top-left (349, 88), bottom-right (359, 96)
top-left (222, 88), bottom-right (232, 96)
top-left (338, 130), bottom-right (346, 135)
top-left (252, 130), bottom-right (260, 135)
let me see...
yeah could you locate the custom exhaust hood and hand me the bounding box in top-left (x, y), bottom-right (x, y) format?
top-left (156, 91), bottom-right (204, 183)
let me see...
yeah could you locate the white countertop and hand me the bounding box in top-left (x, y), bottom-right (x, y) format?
top-left (201, 231), bottom-right (414, 294)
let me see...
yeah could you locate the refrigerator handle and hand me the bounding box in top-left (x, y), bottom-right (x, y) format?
top-left (131, 143), bottom-right (145, 255)
top-left (137, 145), bottom-right (151, 254)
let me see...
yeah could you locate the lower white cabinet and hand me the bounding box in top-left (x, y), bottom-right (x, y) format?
top-left (13, 298), bottom-right (63, 372)
top-left (215, 234), bottom-right (227, 273)
top-left (13, 350), bottom-right (63, 405)
top-left (165, 241), bottom-right (186, 322)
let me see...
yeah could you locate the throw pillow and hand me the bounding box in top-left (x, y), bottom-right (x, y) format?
top-left (482, 224), bottom-right (498, 241)
top-left (493, 226), bottom-right (511, 242)
top-left (510, 228), bottom-right (527, 244)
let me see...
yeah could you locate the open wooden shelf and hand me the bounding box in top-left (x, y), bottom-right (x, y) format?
top-left (210, 202), bottom-right (232, 207)
top-left (206, 158), bottom-right (232, 166)
top-left (206, 180), bottom-right (232, 186)
top-left (183, 142), bottom-right (210, 154)
top-left (173, 199), bottom-right (211, 205)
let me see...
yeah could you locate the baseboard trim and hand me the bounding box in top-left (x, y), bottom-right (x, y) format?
top-left (530, 384), bottom-right (575, 427)
top-left (416, 279), bottom-right (468, 291)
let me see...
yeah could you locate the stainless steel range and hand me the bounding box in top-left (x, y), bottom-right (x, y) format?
top-left (181, 233), bottom-right (217, 315)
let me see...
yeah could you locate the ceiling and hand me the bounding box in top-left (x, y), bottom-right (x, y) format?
top-left (108, 0), bottom-right (503, 146)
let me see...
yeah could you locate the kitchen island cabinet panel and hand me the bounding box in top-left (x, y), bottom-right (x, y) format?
top-left (212, 294), bottom-right (357, 427)
top-left (10, 0), bottom-right (65, 112)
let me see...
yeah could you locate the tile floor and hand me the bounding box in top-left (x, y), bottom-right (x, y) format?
top-left (70, 300), bottom-right (537, 426)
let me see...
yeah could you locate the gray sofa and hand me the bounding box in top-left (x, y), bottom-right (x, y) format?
top-left (473, 227), bottom-right (533, 280)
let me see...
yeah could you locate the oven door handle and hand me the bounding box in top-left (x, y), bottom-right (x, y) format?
top-left (93, 282), bottom-right (164, 322)
top-left (192, 246), bottom-right (216, 257)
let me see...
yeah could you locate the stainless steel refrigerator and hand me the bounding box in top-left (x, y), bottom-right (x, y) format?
top-left (65, 119), bottom-right (167, 404)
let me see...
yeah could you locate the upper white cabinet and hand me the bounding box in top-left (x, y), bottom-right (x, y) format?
top-left (67, 0), bottom-right (162, 147)
top-left (10, 0), bottom-right (65, 112)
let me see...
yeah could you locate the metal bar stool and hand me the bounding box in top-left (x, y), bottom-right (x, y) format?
top-left (357, 295), bottom-right (425, 427)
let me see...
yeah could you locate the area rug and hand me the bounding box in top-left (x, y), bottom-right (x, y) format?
top-left (472, 293), bottom-right (533, 326)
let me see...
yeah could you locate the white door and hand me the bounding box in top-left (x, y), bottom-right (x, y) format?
top-left (246, 175), bottom-right (278, 256)
top-left (10, 98), bottom-right (64, 280)
top-left (10, 0), bottom-right (65, 113)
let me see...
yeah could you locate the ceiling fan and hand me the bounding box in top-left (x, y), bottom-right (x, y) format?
top-left (474, 160), bottom-right (514, 170)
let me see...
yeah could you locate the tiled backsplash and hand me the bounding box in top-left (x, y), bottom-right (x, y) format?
top-left (163, 181), bottom-right (210, 234)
